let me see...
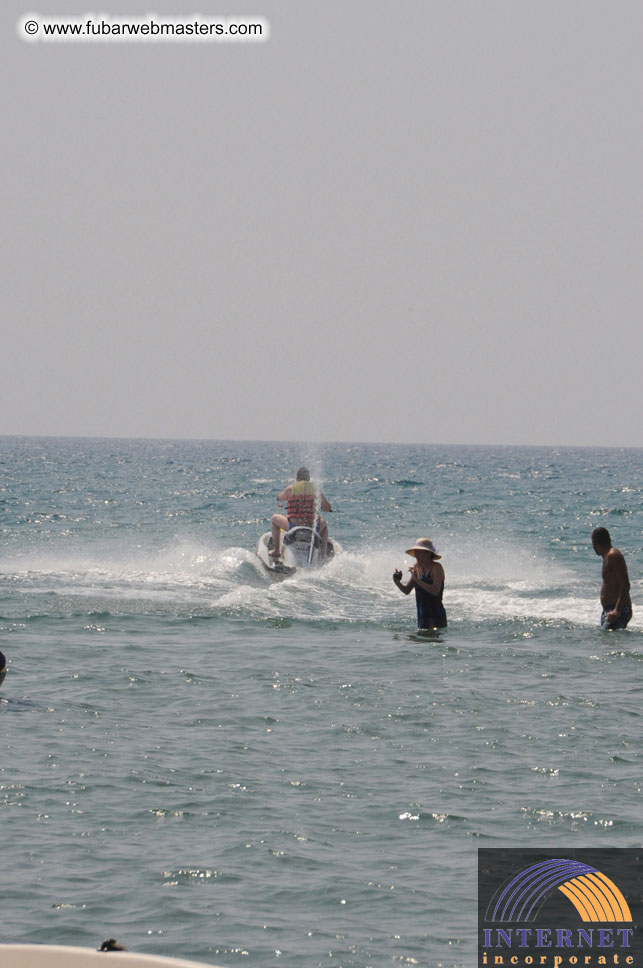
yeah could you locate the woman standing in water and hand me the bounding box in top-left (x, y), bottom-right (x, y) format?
top-left (393, 538), bottom-right (447, 630)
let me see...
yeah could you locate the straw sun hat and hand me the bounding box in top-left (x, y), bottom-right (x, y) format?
top-left (405, 538), bottom-right (441, 559)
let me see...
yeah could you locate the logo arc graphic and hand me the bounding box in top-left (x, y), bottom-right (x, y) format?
top-left (486, 859), bottom-right (632, 923)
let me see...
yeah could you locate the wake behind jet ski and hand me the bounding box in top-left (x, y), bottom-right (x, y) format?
top-left (256, 466), bottom-right (340, 574)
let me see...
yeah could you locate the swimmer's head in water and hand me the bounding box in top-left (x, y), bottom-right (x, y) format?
top-left (99, 939), bottom-right (127, 952)
top-left (0, 650), bottom-right (6, 687)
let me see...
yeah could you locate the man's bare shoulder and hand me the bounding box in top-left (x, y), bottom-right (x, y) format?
top-left (605, 547), bottom-right (627, 570)
top-left (607, 546), bottom-right (625, 560)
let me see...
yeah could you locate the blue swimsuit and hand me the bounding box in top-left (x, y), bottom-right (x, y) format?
top-left (415, 569), bottom-right (447, 629)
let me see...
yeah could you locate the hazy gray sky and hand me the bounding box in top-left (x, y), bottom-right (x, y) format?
top-left (4, 1), bottom-right (643, 446)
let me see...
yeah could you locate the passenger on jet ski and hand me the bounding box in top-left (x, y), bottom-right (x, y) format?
top-left (269, 467), bottom-right (332, 560)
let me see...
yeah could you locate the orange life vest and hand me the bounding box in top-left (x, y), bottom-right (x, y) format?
top-left (286, 480), bottom-right (317, 524)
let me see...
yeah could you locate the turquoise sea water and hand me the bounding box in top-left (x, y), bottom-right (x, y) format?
top-left (1, 437), bottom-right (642, 968)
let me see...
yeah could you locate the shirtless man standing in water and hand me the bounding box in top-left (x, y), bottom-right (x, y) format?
top-left (591, 527), bottom-right (633, 630)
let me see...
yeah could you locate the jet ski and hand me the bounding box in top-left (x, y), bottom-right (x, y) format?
top-left (256, 526), bottom-right (341, 575)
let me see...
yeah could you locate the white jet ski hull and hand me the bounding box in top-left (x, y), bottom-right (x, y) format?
top-left (256, 527), bottom-right (341, 575)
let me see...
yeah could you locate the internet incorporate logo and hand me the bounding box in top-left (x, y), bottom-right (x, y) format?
top-left (478, 850), bottom-right (640, 967)
top-left (487, 858), bottom-right (632, 923)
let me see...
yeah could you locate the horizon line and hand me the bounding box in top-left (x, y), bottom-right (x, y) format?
top-left (0, 432), bottom-right (641, 452)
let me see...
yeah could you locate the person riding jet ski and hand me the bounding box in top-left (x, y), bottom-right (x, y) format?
top-left (269, 466), bottom-right (332, 560)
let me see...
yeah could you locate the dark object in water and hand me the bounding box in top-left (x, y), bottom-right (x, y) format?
top-left (98, 939), bottom-right (127, 951)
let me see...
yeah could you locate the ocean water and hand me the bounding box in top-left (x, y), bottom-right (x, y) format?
top-left (1, 437), bottom-right (641, 968)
